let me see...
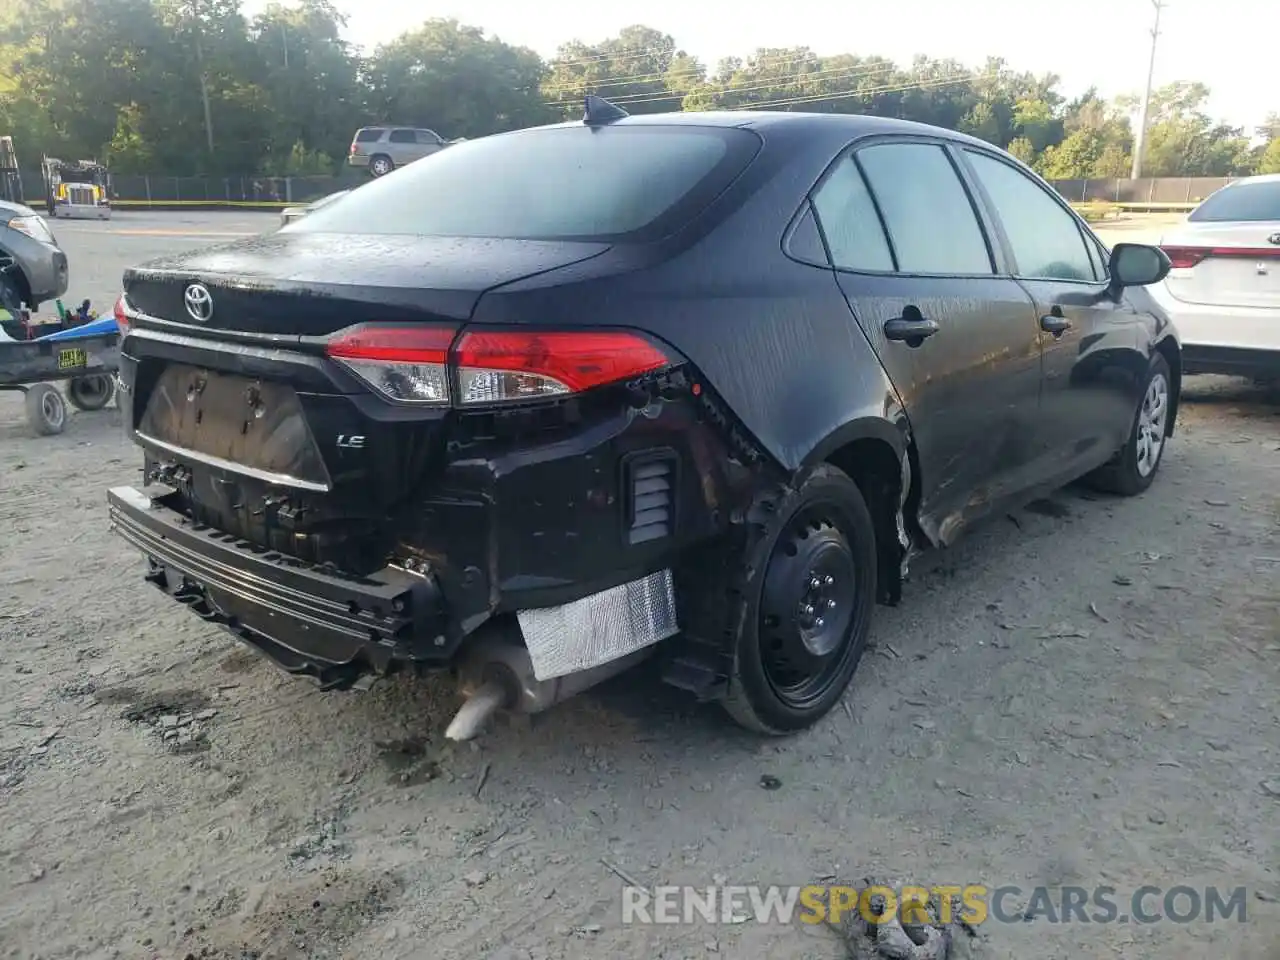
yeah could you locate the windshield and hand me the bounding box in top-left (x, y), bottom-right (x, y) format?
top-left (1188, 180), bottom-right (1280, 222)
top-left (293, 124), bottom-right (761, 242)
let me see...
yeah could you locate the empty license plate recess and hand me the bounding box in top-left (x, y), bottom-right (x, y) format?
top-left (137, 363), bottom-right (331, 490)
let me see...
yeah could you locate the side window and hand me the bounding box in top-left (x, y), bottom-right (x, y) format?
top-left (855, 143), bottom-right (993, 275)
top-left (388, 129), bottom-right (416, 144)
top-left (965, 151), bottom-right (1096, 281)
top-left (416, 129), bottom-right (442, 145)
top-left (355, 128), bottom-right (383, 143)
top-left (810, 156), bottom-right (894, 271)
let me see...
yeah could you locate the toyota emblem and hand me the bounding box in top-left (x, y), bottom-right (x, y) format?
top-left (1268, 232), bottom-right (1280, 246)
top-left (183, 283), bottom-right (214, 323)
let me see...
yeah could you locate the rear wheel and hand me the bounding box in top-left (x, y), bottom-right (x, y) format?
top-left (67, 373), bottom-right (115, 411)
top-left (722, 464), bottom-right (877, 734)
top-left (369, 154), bottom-right (394, 177)
top-left (1087, 354), bottom-right (1172, 496)
top-left (25, 383), bottom-right (67, 436)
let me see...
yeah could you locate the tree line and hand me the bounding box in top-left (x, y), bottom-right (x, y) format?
top-left (1, 0), bottom-right (1277, 181)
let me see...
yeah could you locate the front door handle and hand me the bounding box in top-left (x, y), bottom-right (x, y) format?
top-left (1040, 313), bottom-right (1072, 337)
top-left (884, 312), bottom-right (940, 345)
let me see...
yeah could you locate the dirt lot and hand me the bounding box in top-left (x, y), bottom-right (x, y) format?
top-left (1, 213), bottom-right (1278, 960)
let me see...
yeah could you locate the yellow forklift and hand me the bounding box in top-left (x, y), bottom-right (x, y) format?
top-left (42, 156), bottom-right (112, 219)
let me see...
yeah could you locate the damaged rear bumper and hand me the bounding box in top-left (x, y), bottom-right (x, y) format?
top-left (108, 484), bottom-right (448, 687)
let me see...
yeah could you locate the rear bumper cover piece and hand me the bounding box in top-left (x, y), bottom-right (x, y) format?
top-left (108, 484), bottom-right (447, 687)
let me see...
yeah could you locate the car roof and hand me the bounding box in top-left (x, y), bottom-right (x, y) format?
top-left (1218, 173), bottom-right (1280, 187)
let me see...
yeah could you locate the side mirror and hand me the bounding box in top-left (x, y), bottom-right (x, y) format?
top-left (1109, 243), bottom-right (1171, 289)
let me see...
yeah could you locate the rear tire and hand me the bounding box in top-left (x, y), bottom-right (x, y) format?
top-left (369, 154), bottom-right (394, 177)
top-left (25, 383), bottom-right (67, 436)
top-left (67, 373), bottom-right (115, 411)
top-left (722, 463), bottom-right (877, 735)
top-left (1086, 353), bottom-right (1172, 496)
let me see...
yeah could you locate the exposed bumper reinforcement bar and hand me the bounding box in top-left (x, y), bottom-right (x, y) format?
top-left (107, 485), bottom-right (447, 688)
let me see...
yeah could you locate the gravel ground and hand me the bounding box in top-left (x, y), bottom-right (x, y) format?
top-left (0, 213), bottom-right (1277, 960)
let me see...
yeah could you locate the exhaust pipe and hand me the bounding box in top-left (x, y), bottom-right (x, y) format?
top-left (444, 620), bottom-right (653, 741)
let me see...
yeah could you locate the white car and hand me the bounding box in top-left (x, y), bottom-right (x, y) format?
top-left (278, 189), bottom-right (351, 228)
top-left (1149, 174), bottom-right (1280, 380)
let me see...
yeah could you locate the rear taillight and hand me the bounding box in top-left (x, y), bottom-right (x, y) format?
top-left (453, 330), bottom-right (670, 405)
top-left (1162, 245), bottom-right (1280, 269)
top-left (326, 325), bottom-right (454, 404)
top-left (1161, 246), bottom-right (1210, 270)
top-left (113, 293), bottom-right (137, 334)
top-left (323, 326), bottom-right (672, 406)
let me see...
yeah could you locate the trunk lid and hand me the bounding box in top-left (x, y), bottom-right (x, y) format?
top-left (123, 231), bottom-right (610, 336)
top-left (1160, 221), bottom-right (1280, 309)
top-left (124, 233), bottom-right (607, 570)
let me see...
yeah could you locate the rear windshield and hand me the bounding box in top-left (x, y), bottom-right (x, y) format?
top-left (1189, 180), bottom-right (1280, 222)
top-left (354, 129), bottom-right (384, 143)
top-left (295, 125), bottom-right (761, 242)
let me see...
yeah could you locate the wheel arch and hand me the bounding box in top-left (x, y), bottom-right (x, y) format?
top-left (801, 416), bottom-right (922, 606)
top-left (0, 247), bottom-right (34, 309)
top-left (1154, 334), bottom-right (1181, 437)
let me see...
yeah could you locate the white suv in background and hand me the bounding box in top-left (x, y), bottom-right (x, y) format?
top-left (1150, 174), bottom-right (1280, 380)
top-left (347, 127), bottom-right (455, 177)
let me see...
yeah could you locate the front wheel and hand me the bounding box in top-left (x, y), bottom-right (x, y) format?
top-left (1087, 354), bottom-right (1173, 496)
top-left (722, 463), bottom-right (877, 734)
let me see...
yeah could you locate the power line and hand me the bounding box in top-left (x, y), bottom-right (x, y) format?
top-left (583, 69), bottom-right (996, 114)
top-left (543, 61), bottom-right (902, 107)
top-left (545, 49), bottom-right (844, 89)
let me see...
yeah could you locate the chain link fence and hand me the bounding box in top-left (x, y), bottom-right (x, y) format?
top-left (106, 174), bottom-right (351, 206)
top-left (1047, 177), bottom-right (1236, 206)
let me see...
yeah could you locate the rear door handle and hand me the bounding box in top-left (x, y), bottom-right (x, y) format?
top-left (884, 314), bottom-right (940, 344)
top-left (1040, 313), bottom-right (1072, 336)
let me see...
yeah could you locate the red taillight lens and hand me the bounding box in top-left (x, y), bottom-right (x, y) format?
top-left (323, 325), bottom-right (672, 406)
top-left (326, 324), bottom-right (456, 404)
top-left (453, 330), bottom-right (670, 405)
top-left (113, 293), bottom-right (134, 334)
top-left (1162, 245), bottom-right (1280, 270)
top-left (1161, 246), bottom-right (1210, 269)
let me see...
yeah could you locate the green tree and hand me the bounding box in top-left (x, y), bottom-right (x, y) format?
top-left (544, 25), bottom-right (697, 117)
top-left (366, 19), bottom-right (549, 139)
top-left (1253, 137), bottom-right (1280, 175)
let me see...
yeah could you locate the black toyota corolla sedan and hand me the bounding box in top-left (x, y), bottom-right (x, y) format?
top-left (107, 98), bottom-right (1179, 737)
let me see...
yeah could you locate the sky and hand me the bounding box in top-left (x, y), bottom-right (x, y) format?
top-left (266, 0), bottom-right (1275, 132)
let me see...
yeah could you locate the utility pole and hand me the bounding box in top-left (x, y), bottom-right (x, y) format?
top-left (190, 0), bottom-right (215, 154)
top-left (1130, 0), bottom-right (1164, 179)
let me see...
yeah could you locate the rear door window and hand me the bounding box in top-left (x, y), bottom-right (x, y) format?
top-left (964, 150), bottom-right (1096, 282)
top-left (354, 129), bottom-right (383, 143)
top-left (388, 129), bottom-right (416, 144)
top-left (854, 143), bottom-right (993, 275)
top-left (295, 125), bottom-right (762, 241)
top-left (1189, 180), bottom-right (1280, 222)
top-left (810, 156), bottom-right (895, 272)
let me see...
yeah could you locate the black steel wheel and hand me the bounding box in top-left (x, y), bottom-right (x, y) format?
top-left (723, 463), bottom-right (877, 734)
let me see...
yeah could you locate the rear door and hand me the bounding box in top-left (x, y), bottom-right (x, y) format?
top-left (958, 147), bottom-right (1147, 484)
top-left (811, 137), bottom-right (1044, 543)
top-left (387, 128), bottom-right (418, 165)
